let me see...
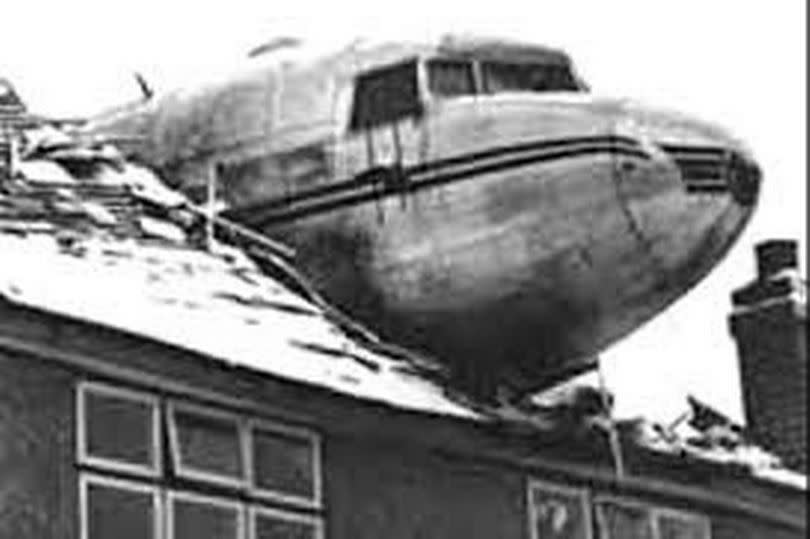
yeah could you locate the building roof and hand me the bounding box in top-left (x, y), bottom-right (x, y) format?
top-left (0, 131), bottom-right (479, 421)
top-left (634, 419), bottom-right (808, 491)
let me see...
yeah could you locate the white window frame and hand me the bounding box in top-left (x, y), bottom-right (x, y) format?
top-left (167, 400), bottom-right (250, 488)
top-left (651, 505), bottom-right (712, 539)
top-left (76, 381), bottom-right (162, 478)
top-left (79, 472), bottom-right (163, 539)
top-left (249, 504), bottom-right (324, 539)
top-left (247, 418), bottom-right (323, 510)
top-left (594, 494), bottom-right (712, 539)
top-left (167, 489), bottom-right (245, 539)
top-left (594, 495), bottom-right (652, 539)
top-left (526, 478), bottom-right (593, 539)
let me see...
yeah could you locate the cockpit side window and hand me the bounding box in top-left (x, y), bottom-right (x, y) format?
top-left (349, 60), bottom-right (422, 131)
top-left (426, 59), bottom-right (477, 97)
top-left (481, 62), bottom-right (581, 93)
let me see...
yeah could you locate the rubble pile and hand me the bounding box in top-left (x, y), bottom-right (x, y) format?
top-left (0, 120), bottom-right (474, 419)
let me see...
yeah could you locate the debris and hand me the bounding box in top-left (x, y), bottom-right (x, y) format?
top-left (0, 120), bottom-right (477, 420)
top-left (633, 396), bottom-right (790, 478)
top-left (137, 215), bottom-right (185, 243)
top-left (686, 394), bottom-right (745, 447)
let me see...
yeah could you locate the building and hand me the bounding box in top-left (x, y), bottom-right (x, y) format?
top-left (0, 127), bottom-right (806, 539)
top-left (730, 240), bottom-right (807, 473)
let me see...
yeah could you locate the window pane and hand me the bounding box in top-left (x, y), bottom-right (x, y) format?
top-left (172, 497), bottom-right (241, 539)
top-left (252, 427), bottom-right (316, 501)
top-left (427, 60), bottom-right (476, 97)
top-left (658, 514), bottom-right (709, 539)
top-left (597, 502), bottom-right (654, 539)
top-left (172, 407), bottom-right (244, 482)
top-left (482, 62), bottom-right (579, 93)
top-left (530, 484), bottom-right (589, 539)
top-left (86, 481), bottom-right (156, 539)
top-left (255, 512), bottom-right (319, 539)
top-left (349, 61), bottom-right (422, 130)
top-left (83, 387), bottom-right (157, 471)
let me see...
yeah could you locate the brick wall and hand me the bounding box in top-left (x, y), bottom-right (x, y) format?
top-left (729, 240), bottom-right (807, 473)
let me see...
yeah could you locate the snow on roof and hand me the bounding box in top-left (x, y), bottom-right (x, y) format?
top-left (631, 415), bottom-right (808, 491)
top-left (753, 467), bottom-right (808, 491)
top-left (0, 135), bottom-right (478, 421)
top-left (0, 231), bottom-right (476, 419)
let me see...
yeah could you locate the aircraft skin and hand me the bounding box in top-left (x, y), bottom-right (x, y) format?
top-left (84, 36), bottom-right (761, 398)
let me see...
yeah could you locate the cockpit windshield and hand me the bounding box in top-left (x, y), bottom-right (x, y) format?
top-left (426, 59), bottom-right (476, 97)
top-left (425, 57), bottom-right (583, 98)
top-left (481, 62), bottom-right (581, 93)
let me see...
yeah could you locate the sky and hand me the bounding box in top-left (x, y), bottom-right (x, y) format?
top-left (2, 0), bottom-right (805, 423)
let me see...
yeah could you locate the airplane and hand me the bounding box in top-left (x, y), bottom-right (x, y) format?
top-left (82, 34), bottom-right (762, 399)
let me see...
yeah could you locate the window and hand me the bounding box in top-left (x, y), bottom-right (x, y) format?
top-left (426, 59), bottom-right (477, 97)
top-left (597, 500), bottom-right (653, 539)
top-left (527, 480), bottom-right (592, 539)
top-left (656, 510), bottom-right (711, 539)
top-left (217, 154), bottom-right (288, 207)
top-left (481, 62), bottom-right (581, 93)
top-left (251, 506), bottom-right (324, 539)
top-left (249, 420), bottom-right (322, 508)
top-left (349, 60), bottom-right (423, 130)
top-left (168, 491), bottom-right (244, 539)
top-left (595, 498), bottom-right (710, 539)
top-left (77, 381), bottom-right (161, 477)
top-left (80, 474), bottom-right (161, 539)
top-left (76, 382), bottom-right (325, 539)
top-left (168, 402), bottom-right (247, 487)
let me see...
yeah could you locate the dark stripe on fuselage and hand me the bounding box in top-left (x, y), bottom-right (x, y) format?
top-left (657, 144), bottom-right (728, 157)
top-left (407, 134), bottom-right (643, 176)
top-left (228, 135), bottom-right (650, 227)
top-left (234, 135), bottom-right (643, 213)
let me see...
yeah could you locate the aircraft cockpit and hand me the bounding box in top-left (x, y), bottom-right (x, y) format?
top-left (348, 52), bottom-right (587, 131)
top-left (425, 57), bottom-right (586, 97)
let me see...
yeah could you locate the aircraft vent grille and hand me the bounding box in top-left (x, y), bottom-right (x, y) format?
top-left (658, 144), bottom-right (729, 193)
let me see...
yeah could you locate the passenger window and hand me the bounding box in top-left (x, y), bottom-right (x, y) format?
top-left (349, 60), bottom-right (422, 130)
top-left (427, 59), bottom-right (476, 97)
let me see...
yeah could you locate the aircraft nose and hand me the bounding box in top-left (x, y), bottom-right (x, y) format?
top-left (609, 105), bottom-right (761, 306)
top-left (617, 102), bottom-right (762, 209)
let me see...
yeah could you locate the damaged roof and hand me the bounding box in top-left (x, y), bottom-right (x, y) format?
top-left (0, 120), bottom-right (804, 492)
top-left (0, 126), bottom-right (478, 420)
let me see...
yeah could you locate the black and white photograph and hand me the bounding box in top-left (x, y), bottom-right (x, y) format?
top-left (0, 1), bottom-right (806, 537)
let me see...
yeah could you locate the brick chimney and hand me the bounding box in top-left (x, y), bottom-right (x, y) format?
top-left (729, 240), bottom-right (807, 473)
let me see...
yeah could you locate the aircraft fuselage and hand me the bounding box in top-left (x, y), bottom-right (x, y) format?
top-left (86, 36), bottom-right (761, 396)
